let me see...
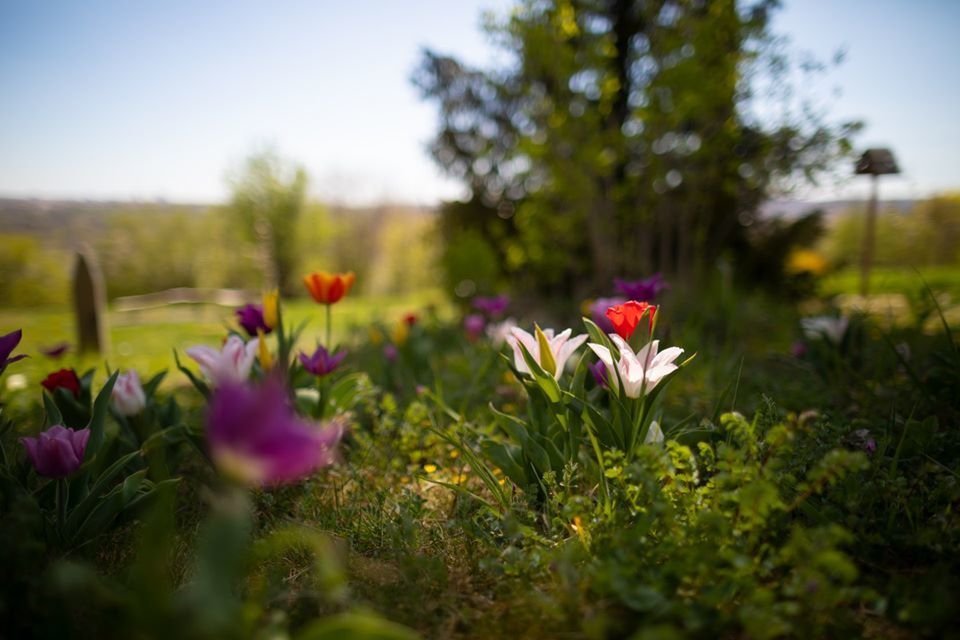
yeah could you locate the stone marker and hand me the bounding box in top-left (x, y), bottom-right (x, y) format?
top-left (73, 246), bottom-right (108, 354)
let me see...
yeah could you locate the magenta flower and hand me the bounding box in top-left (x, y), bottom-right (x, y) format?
top-left (464, 314), bottom-right (486, 341)
top-left (206, 377), bottom-right (342, 487)
top-left (473, 294), bottom-right (510, 318)
top-left (299, 345), bottom-right (347, 377)
top-left (383, 344), bottom-right (399, 362)
top-left (1, 329), bottom-right (28, 374)
top-left (614, 273), bottom-right (667, 301)
top-left (589, 297), bottom-right (626, 334)
top-left (21, 425), bottom-right (90, 478)
top-left (235, 304), bottom-right (272, 337)
top-left (40, 341), bottom-right (70, 359)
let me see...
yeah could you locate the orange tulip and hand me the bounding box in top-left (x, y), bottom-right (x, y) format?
top-left (303, 271), bottom-right (355, 305)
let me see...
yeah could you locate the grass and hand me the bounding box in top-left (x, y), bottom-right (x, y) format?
top-left (1, 289), bottom-right (453, 409)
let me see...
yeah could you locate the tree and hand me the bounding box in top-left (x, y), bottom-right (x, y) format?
top-left (415, 0), bottom-right (860, 298)
top-left (228, 150), bottom-right (308, 296)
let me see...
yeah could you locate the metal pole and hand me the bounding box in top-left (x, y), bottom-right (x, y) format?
top-left (859, 173), bottom-right (879, 297)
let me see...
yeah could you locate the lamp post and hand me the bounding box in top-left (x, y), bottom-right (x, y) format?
top-left (855, 148), bottom-right (900, 297)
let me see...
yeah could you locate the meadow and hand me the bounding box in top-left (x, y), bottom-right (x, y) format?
top-left (1, 266), bottom-right (957, 640)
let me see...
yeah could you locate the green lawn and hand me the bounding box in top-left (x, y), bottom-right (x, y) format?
top-left (2, 289), bottom-right (453, 400)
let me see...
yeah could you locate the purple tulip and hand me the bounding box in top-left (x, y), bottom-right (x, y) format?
top-left (472, 294), bottom-right (510, 318)
top-left (464, 314), bottom-right (486, 341)
top-left (299, 345), bottom-right (347, 377)
top-left (207, 377), bottom-right (341, 487)
top-left (235, 304), bottom-right (272, 337)
top-left (614, 273), bottom-right (667, 301)
top-left (383, 344), bottom-right (399, 362)
top-left (21, 425), bottom-right (90, 478)
top-left (589, 297), bottom-right (626, 334)
top-left (0, 329), bottom-right (28, 374)
top-left (40, 341), bottom-right (70, 359)
top-left (588, 360), bottom-right (609, 389)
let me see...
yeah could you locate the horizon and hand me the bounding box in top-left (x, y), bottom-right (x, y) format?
top-left (1, 1), bottom-right (958, 206)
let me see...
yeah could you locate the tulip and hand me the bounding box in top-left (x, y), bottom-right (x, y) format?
top-left (800, 316), bottom-right (848, 345)
top-left (206, 377), bottom-right (341, 486)
top-left (588, 360), bottom-right (609, 389)
top-left (403, 313), bottom-right (418, 327)
top-left (614, 273), bottom-right (667, 301)
top-left (507, 326), bottom-right (587, 379)
top-left (40, 342), bottom-right (70, 359)
top-left (235, 304), bottom-right (272, 337)
top-left (262, 289), bottom-right (279, 330)
top-left (472, 294), bottom-right (510, 318)
top-left (299, 345), bottom-right (347, 377)
top-left (303, 271), bottom-right (355, 305)
top-left (486, 318), bottom-right (518, 348)
top-left (0, 329), bottom-right (28, 374)
top-left (21, 425), bottom-right (90, 478)
top-left (589, 334), bottom-right (683, 398)
top-left (464, 314), bottom-right (486, 341)
top-left (111, 370), bottom-right (146, 416)
top-left (383, 344), bottom-right (399, 362)
top-left (42, 368), bottom-right (82, 398)
top-left (588, 297), bottom-right (626, 334)
top-left (186, 335), bottom-right (259, 386)
top-left (606, 301), bottom-right (657, 341)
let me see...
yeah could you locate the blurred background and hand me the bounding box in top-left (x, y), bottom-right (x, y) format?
top-left (1, 0), bottom-right (958, 342)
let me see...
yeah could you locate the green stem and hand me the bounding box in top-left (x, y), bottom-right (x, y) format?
top-left (325, 304), bottom-right (332, 350)
top-left (315, 376), bottom-right (327, 420)
top-left (56, 478), bottom-right (69, 540)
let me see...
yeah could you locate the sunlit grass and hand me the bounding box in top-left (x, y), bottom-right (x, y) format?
top-left (2, 289), bottom-right (453, 405)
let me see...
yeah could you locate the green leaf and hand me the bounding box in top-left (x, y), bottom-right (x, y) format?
top-left (42, 391), bottom-right (64, 427)
top-left (85, 371), bottom-right (119, 462)
top-left (516, 340), bottom-right (561, 403)
top-left (174, 349), bottom-right (209, 398)
top-left (65, 450), bottom-right (142, 534)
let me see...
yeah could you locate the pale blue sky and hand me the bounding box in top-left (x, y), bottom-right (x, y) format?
top-left (0, 0), bottom-right (957, 204)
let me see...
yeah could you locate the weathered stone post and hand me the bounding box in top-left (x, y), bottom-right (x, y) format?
top-left (72, 246), bottom-right (108, 354)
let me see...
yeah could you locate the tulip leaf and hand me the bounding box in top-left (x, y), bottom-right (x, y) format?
top-left (173, 349), bottom-right (210, 398)
top-left (42, 391), bottom-right (63, 427)
top-left (582, 317), bottom-right (616, 355)
top-left (84, 371), bottom-right (119, 463)
top-left (66, 450), bottom-right (142, 534)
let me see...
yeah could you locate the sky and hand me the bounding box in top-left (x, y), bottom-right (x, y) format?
top-left (0, 0), bottom-right (957, 205)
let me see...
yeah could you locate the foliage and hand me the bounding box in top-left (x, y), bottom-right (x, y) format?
top-left (415, 0), bottom-right (860, 297)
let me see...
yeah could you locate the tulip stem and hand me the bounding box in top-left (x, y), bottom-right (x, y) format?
top-left (56, 478), bottom-right (68, 539)
top-left (325, 304), bottom-right (332, 350)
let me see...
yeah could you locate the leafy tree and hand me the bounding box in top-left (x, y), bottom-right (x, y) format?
top-left (415, 0), bottom-right (860, 298)
top-left (228, 150), bottom-right (308, 296)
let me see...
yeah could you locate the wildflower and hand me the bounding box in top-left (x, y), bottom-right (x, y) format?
top-left (464, 314), bottom-right (486, 341)
top-left (235, 304), bottom-right (272, 337)
top-left (40, 342), bottom-right (70, 359)
top-left (588, 297), bottom-right (626, 333)
top-left (614, 273), bottom-right (667, 301)
top-left (186, 335), bottom-right (259, 386)
top-left (800, 316), bottom-right (848, 345)
top-left (299, 345), bottom-right (347, 377)
top-left (403, 313), bottom-right (418, 327)
top-left (206, 377), bottom-right (341, 486)
top-left (507, 326), bottom-right (587, 379)
top-left (303, 271), bottom-right (355, 305)
top-left (0, 329), bottom-right (28, 374)
top-left (486, 318), bottom-right (518, 347)
top-left (21, 425), bottom-right (90, 478)
top-left (42, 368), bottom-right (81, 398)
top-left (605, 301), bottom-right (657, 341)
top-left (588, 334), bottom-right (683, 398)
top-left (472, 294), bottom-right (510, 318)
top-left (111, 370), bottom-right (146, 416)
